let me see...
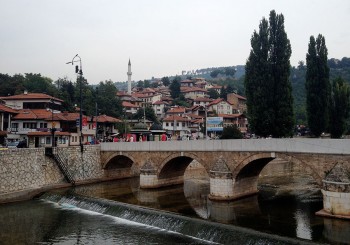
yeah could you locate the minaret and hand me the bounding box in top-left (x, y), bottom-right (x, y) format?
top-left (127, 59), bottom-right (132, 94)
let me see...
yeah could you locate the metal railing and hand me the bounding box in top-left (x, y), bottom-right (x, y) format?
top-left (45, 147), bottom-right (75, 185)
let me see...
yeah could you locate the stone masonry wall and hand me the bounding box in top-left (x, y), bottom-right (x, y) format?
top-left (0, 146), bottom-right (103, 202)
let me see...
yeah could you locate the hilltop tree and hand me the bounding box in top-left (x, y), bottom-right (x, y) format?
top-left (208, 88), bottom-right (219, 99)
top-left (95, 80), bottom-right (123, 118)
top-left (132, 106), bottom-right (159, 123)
top-left (245, 10), bottom-right (294, 137)
top-left (305, 34), bottom-right (330, 137)
top-left (220, 86), bottom-right (227, 99)
top-left (329, 77), bottom-right (350, 138)
top-left (169, 76), bottom-right (181, 99)
top-left (161, 77), bottom-right (170, 87)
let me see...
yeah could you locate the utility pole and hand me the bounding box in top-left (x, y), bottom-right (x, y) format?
top-left (95, 102), bottom-right (98, 141)
top-left (66, 54), bottom-right (83, 153)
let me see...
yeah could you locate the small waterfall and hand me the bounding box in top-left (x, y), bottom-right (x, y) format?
top-left (39, 192), bottom-right (313, 245)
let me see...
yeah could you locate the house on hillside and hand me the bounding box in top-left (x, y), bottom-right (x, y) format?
top-left (152, 100), bottom-right (169, 119)
top-left (207, 98), bottom-right (233, 115)
top-left (227, 93), bottom-right (247, 114)
top-left (218, 113), bottom-right (248, 133)
top-left (192, 97), bottom-right (212, 107)
top-left (162, 115), bottom-right (191, 137)
top-left (122, 101), bottom-right (140, 115)
top-left (180, 87), bottom-right (207, 99)
top-left (0, 103), bottom-right (18, 145)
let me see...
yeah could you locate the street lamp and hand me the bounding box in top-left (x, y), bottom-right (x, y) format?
top-left (66, 54), bottom-right (83, 152)
top-left (205, 105), bottom-right (208, 139)
top-left (95, 102), bottom-right (98, 141)
top-left (51, 99), bottom-right (56, 147)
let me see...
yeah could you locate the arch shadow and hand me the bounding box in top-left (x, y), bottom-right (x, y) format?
top-left (103, 153), bottom-right (140, 178)
top-left (231, 152), bottom-right (322, 198)
top-left (158, 152), bottom-right (208, 180)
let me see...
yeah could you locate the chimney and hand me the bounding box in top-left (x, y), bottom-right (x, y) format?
top-left (24, 90), bottom-right (28, 95)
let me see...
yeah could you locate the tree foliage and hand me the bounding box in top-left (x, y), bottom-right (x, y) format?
top-left (207, 88), bottom-right (219, 99)
top-left (245, 10), bottom-right (294, 138)
top-left (95, 80), bottom-right (123, 118)
top-left (305, 34), bottom-right (330, 137)
top-left (210, 67), bottom-right (236, 78)
top-left (132, 106), bottom-right (159, 123)
top-left (169, 76), bottom-right (181, 99)
top-left (329, 77), bottom-right (350, 138)
top-left (220, 125), bottom-right (243, 139)
top-left (161, 77), bottom-right (170, 86)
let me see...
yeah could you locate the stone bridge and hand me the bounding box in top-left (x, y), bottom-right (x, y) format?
top-left (100, 139), bottom-right (350, 202)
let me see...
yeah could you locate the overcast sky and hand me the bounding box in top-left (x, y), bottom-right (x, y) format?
top-left (1, 0), bottom-right (349, 84)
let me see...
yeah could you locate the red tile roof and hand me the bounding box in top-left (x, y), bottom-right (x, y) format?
top-left (96, 114), bottom-right (121, 123)
top-left (152, 100), bottom-right (169, 105)
top-left (0, 93), bottom-right (64, 102)
top-left (193, 97), bottom-right (212, 102)
top-left (12, 109), bottom-right (52, 120)
top-left (230, 93), bottom-right (247, 100)
top-left (180, 87), bottom-right (207, 93)
top-left (163, 115), bottom-right (190, 122)
top-left (122, 101), bottom-right (140, 108)
top-left (0, 104), bottom-right (18, 113)
top-left (207, 98), bottom-right (232, 106)
top-left (167, 107), bottom-right (186, 114)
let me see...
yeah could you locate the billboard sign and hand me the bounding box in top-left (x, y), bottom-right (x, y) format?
top-left (207, 117), bottom-right (223, 132)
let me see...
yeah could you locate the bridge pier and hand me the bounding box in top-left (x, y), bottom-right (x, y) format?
top-left (317, 162), bottom-right (350, 219)
top-left (139, 159), bottom-right (183, 188)
top-left (209, 156), bottom-right (235, 200)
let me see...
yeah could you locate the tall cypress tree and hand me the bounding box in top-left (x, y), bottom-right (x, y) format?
top-left (329, 77), bottom-right (350, 138)
top-left (305, 34), bottom-right (330, 137)
top-left (245, 10), bottom-right (294, 137)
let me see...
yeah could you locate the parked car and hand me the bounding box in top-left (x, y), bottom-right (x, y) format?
top-left (6, 141), bottom-right (20, 148)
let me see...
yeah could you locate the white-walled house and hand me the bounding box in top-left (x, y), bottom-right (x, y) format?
top-left (152, 100), bottom-right (169, 119)
top-left (207, 98), bottom-right (233, 115)
top-left (162, 115), bottom-right (191, 137)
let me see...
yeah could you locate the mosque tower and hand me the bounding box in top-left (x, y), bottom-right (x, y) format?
top-left (127, 59), bottom-right (132, 94)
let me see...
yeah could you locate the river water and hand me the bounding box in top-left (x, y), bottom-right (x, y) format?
top-left (0, 159), bottom-right (350, 244)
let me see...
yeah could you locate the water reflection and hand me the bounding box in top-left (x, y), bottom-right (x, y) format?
top-left (0, 199), bottom-right (213, 245)
top-left (57, 175), bottom-right (350, 244)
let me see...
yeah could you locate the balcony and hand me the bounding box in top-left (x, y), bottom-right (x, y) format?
top-left (7, 128), bottom-right (62, 134)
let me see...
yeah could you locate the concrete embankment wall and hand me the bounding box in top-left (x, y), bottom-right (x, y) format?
top-left (0, 146), bottom-right (103, 203)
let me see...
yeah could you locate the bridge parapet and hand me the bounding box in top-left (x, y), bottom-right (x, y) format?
top-left (101, 139), bottom-right (350, 154)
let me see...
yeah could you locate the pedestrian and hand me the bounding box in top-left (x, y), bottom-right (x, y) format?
top-left (139, 134), bottom-right (143, 142)
top-left (161, 133), bottom-right (167, 141)
top-left (129, 135), bottom-right (134, 142)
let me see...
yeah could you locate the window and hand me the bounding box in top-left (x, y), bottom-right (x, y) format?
top-left (59, 137), bottom-right (66, 144)
top-left (23, 122), bottom-right (37, 129)
top-left (182, 122), bottom-right (185, 127)
top-left (11, 123), bottom-right (19, 129)
top-left (166, 123), bottom-right (169, 127)
top-left (177, 123), bottom-right (179, 127)
top-left (46, 137), bottom-right (51, 145)
top-left (39, 123), bottom-right (48, 128)
top-left (171, 123), bottom-right (174, 126)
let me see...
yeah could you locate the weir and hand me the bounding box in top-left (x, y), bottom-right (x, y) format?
top-left (39, 192), bottom-right (317, 245)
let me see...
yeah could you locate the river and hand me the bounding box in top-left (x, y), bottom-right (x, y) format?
top-left (0, 159), bottom-right (349, 244)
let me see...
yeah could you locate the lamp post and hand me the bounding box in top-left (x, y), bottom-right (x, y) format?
top-left (51, 99), bottom-right (56, 147)
top-left (66, 54), bottom-right (83, 152)
top-left (95, 102), bottom-right (98, 141)
top-left (123, 108), bottom-right (127, 138)
top-left (205, 105), bottom-right (208, 139)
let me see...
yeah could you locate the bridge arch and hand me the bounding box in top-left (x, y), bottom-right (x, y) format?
top-left (231, 152), bottom-right (323, 199)
top-left (158, 152), bottom-right (208, 179)
top-left (102, 152), bottom-right (140, 176)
